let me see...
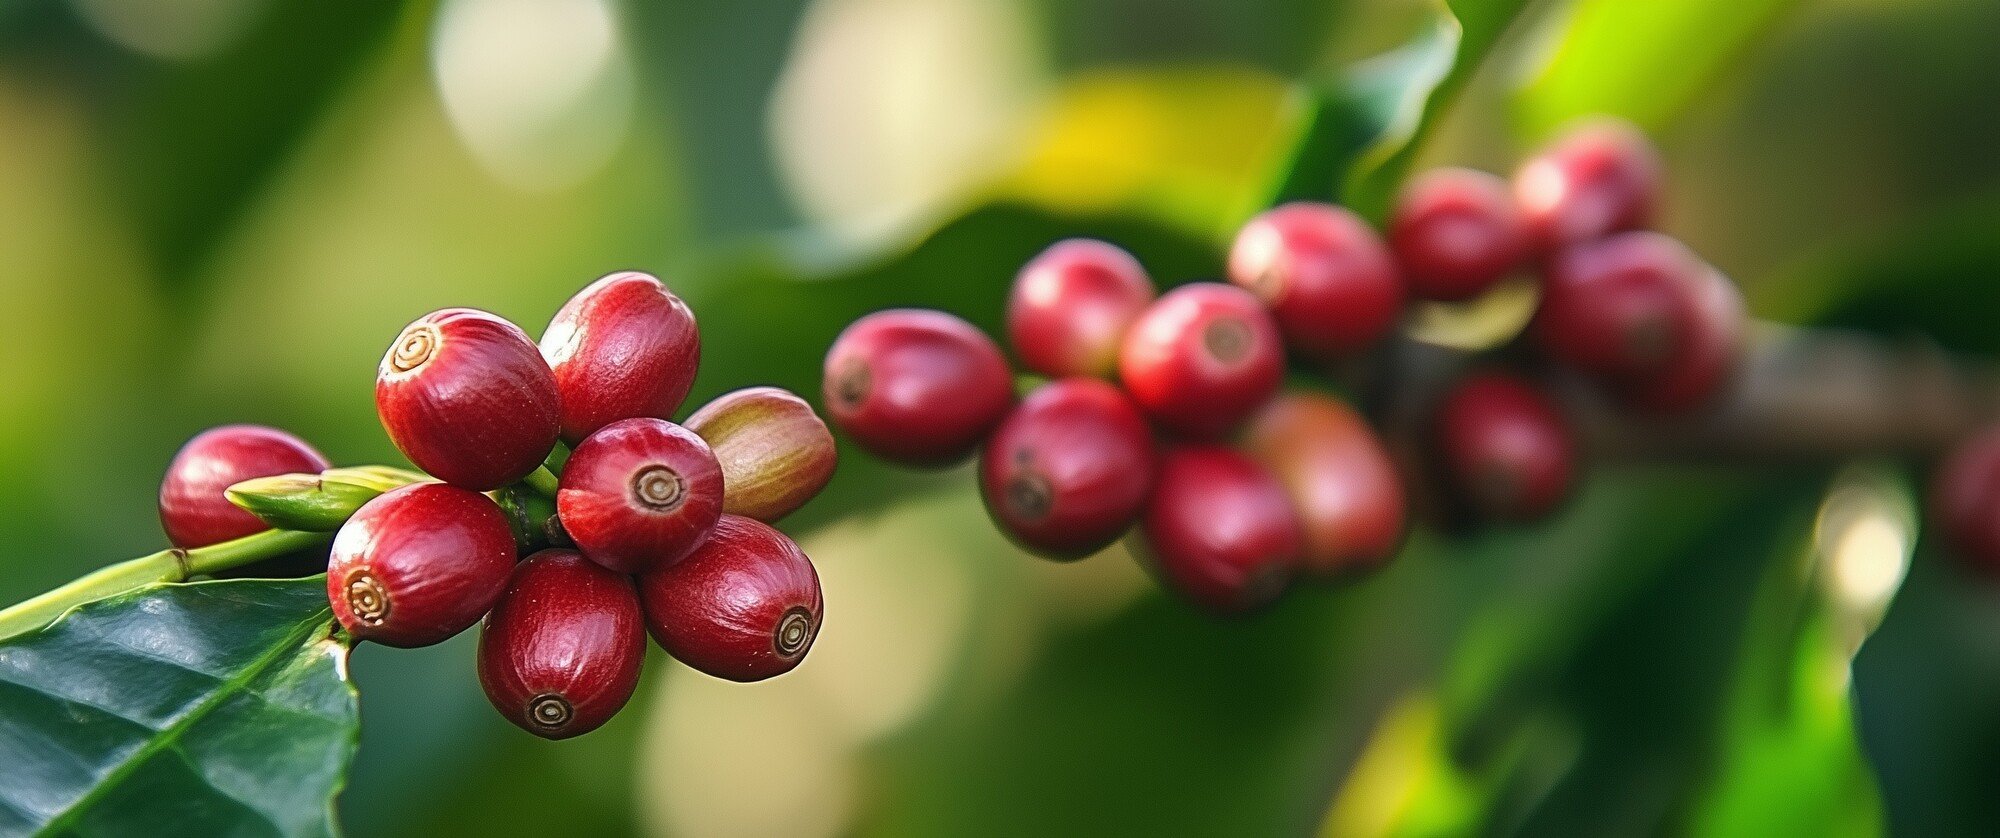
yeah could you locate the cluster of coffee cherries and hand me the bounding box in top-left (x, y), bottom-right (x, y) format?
top-left (156, 271), bottom-right (837, 738)
top-left (822, 119), bottom-right (1747, 615)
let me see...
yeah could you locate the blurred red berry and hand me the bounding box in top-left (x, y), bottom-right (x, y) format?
top-left (1119, 283), bottom-right (1284, 440)
top-left (1435, 372), bottom-right (1577, 524)
top-left (1614, 265), bottom-right (1745, 415)
top-left (1534, 231), bottom-right (1706, 380)
top-left (1007, 239), bottom-right (1155, 378)
top-left (980, 378), bottom-right (1157, 560)
top-left (1389, 167), bottom-right (1529, 301)
top-left (823, 308), bottom-right (1014, 466)
top-left (1229, 202), bottom-right (1404, 359)
top-left (1135, 445), bottom-right (1301, 615)
top-left (1515, 120), bottom-right (1663, 252)
top-left (1242, 393), bottom-right (1406, 579)
top-left (1933, 427), bottom-right (2000, 578)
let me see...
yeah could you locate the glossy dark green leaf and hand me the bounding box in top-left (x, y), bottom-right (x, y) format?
top-left (1264, 0), bottom-right (1530, 217)
top-left (0, 577), bottom-right (356, 838)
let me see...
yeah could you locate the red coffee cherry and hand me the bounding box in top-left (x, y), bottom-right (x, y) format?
top-left (1534, 231), bottom-right (1706, 380)
top-left (478, 549), bottom-right (646, 739)
top-left (639, 514), bottom-right (823, 682)
top-left (1242, 393), bottom-right (1406, 579)
top-left (1006, 238), bottom-right (1155, 378)
top-left (1229, 202), bottom-right (1404, 359)
top-left (541, 271), bottom-right (701, 445)
top-left (1931, 427), bottom-right (2000, 578)
top-left (979, 378), bottom-right (1157, 560)
top-left (1118, 283), bottom-right (1285, 440)
top-left (684, 386), bottom-right (837, 523)
top-left (1515, 119), bottom-right (1663, 252)
top-left (1388, 167), bottom-right (1529, 301)
top-left (822, 309), bottom-right (1014, 467)
top-left (376, 308), bottom-right (560, 491)
top-left (159, 425), bottom-right (331, 548)
top-left (558, 418), bottom-right (724, 574)
top-left (1134, 445), bottom-right (1301, 615)
top-left (1614, 265), bottom-right (1745, 415)
top-left (1435, 371), bottom-right (1577, 524)
top-left (327, 483), bottom-right (517, 647)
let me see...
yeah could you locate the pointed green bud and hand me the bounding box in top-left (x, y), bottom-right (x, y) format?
top-left (225, 467), bottom-right (428, 531)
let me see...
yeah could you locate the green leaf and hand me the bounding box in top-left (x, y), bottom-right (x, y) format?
top-left (1512, 0), bottom-right (1805, 139)
top-left (1264, 0), bottom-right (1530, 218)
top-left (0, 577), bottom-right (356, 838)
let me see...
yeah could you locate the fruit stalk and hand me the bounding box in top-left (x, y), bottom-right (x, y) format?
top-left (0, 528), bottom-right (330, 642)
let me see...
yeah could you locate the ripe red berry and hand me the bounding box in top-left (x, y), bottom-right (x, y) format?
top-left (1534, 231), bottom-right (1706, 380)
top-left (639, 514), bottom-right (823, 682)
top-left (1229, 202), bottom-right (1403, 359)
top-left (685, 387), bottom-right (837, 523)
top-left (1006, 239), bottom-right (1155, 378)
top-left (979, 378), bottom-right (1156, 560)
top-left (376, 308), bottom-right (560, 491)
top-left (823, 308), bottom-right (1014, 466)
top-left (1435, 372), bottom-right (1577, 524)
top-left (558, 418), bottom-right (724, 574)
top-left (1134, 445), bottom-right (1301, 615)
top-left (1932, 427), bottom-right (2000, 578)
top-left (541, 271), bottom-right (702, 445)
top-left (1388, 167), bottom-right (1529, 301)
top-left (1614, 265), bottom-right (1745, 415)
top-left (327, 483), bottom-right (517, 647)
top-left (1242, 393), bottom-right (1406, 579)
top-left (159, 425), bottom-right (331, 548)
top-left (1515, 120), bottom-right (1663, 252)
top-left (1118, 283), bottom-right (1284, 440)
top-left (478, 549), bottom-right (646, 739)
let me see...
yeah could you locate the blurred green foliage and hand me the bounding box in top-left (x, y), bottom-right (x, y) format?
top-left (2, 0), bottom-right (1999, 835)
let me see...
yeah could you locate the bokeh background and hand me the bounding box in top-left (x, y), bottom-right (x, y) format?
top-left (3, 0), bottom-right (1999, 834)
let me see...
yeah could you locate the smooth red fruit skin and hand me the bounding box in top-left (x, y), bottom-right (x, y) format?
top-left (1436, 372), bottom-right (1576, 524)
top-left (559, 418), bottom-right (724, 574)
top-left (1242, 393), bottom-right (1406, 579)
top-left (1388, 167), bottom-right (1530, 301)
top-left (1229, 202), bottom-right (1404, 359)
top-left (638, 514), bottom-right (823, 682)
top-left (1932, 428), bottom-right (2000, 579)
top-left (540, 271), bottom-right (701, 445)
top-left (1133, 446), bottom-right (1301, 615)
top-left (376, 308), bottom-right (560, 491)
top-left (1118, 283), bottom-right (1285, 440)
top-left (979, 378), bottom-right (1157, 560)
top-left (1615, 265), bottom-right (1745, 415)
top-left (684, 386), bottom-right (838, 523)
top-left (327, 483), bottom-right (517, 647)
top-left (1534, 231), bottom-right (1705, 380)
top-left (1515, 120), bottom-right (1663, 252)
top-left (822, 309), bottom-right (1014, 466)
top-left (1006, 239), bottom-right (1156, 378)
top-left (159, 425), bottom-right (331, 548)
top-left (478, 549), bottom-right (646, 739)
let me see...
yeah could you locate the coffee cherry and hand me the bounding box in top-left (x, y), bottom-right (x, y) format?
top-left (376, 308), bottom-right (560, 491)
top-left (1006, 239), bottom-right (1155, 378)
top-left (1435, 371), bottom-right (1576, 524)
top-left (558, 418), bottom-right (724, 574)
top-left (327, 483), bottom-right (517, 647)
top-left (541, 271), bottom-right (702, 445)
top-left (979, 378), bottom-right (1156, 560)
top-left (1614, 265), bottom-right (1745, 415)
top-left (1534, 231), bottom-right (1706, 380)
top-left (1134, 445), bottom-right (1301, 615)
top-left (1515, 120), bottom-right (1662, 251)
top-left (1118, 283), bottom-right (1285, 440)
top-left (159, 425), bottom-right (331, 548)
top-left (823, 309), bottom-right (1014, 466)
top-left (1931, 427), bottom-right (2000, 578)
top-left (478, 549), bottom-right (646, 739)
top-left (1242, 393), bottom-right (1406, 579)
top-left (1388, 167), bottom-right (1529, 301)
top-left (1228, 202), bottom-right (1403, 359)
top-left (685, 386), bottom-right (837, 523)
top-left (639, 514), bottom-right (823, 682)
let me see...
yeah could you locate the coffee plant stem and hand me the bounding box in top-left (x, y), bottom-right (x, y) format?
top-left (0, 528), bottom-right (330, 642)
